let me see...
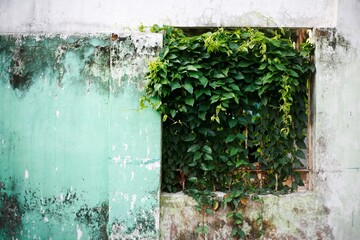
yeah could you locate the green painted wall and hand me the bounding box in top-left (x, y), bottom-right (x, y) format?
top-left (0, 33), bottom-right (161, 239)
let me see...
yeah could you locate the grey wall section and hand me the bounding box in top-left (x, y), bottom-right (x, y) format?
top-left (312, 0), bottom-right (360, 238)
top-left (0, 0), bottom-right (336, 33)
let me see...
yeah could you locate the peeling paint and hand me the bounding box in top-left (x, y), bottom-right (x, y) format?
top-left (0, 181), bottom-right (23, 238)
top-left (0, 32), bottom-right (161, 239)
top-left (76, 225), bottom-right (82, 240)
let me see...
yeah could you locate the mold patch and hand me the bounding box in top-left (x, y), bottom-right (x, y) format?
top-left (0, 181), bottom-right (23, 238)
top-left (110, 34), bottom-right (161, 94)
top-left (75, 201), bottom-right (109, 239)
top-left (315, 28), bottom-right (351, 51)
top-left (0, 35), bottom-right (112, 96)
top-left (24, 187), bottom-right (80, 222)
top-left (110, 208), bottom-right (157, 239)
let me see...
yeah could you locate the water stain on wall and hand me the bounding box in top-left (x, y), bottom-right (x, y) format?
top-left (0, 33), bottom-right (162, 239)
top-left (110, 208), bottom-right (157, 239)
top-left (75, 201), bottom-right (109, 239)
top-left (0, 35), bottom-right (111, 96)
top-left (0, 180), bottom-right (23, 237)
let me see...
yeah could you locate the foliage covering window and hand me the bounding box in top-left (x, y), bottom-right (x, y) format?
top-left (143, 26), bottom-right (314, 195)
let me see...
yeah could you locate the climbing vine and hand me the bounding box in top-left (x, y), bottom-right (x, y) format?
top-left (141, 25), bottom-right (314, 238)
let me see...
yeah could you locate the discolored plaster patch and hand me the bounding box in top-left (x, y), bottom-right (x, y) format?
top-left (161, 192), bottom-right (335, 240)
top-left (110, 208), bottom-right (158, 239)
top-left (0, 180), bottom-right (23, 238)
top-left (75, 201), bottom-right (109, 239)
top-left (110, 33), bottom-right (161, 95)
top-left (314, 28), bottom-right (350, 51)
top-left (0, 35), bottom-right (112, 96)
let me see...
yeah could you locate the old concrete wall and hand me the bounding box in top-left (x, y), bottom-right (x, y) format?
top-left (161, 192), bottom-right (333, 239)
top-left (311, 0), bottom-right (360, 238)
top-left (1, 0), bottom-right (360, 239)
top-left (0, 34), bottom-right (162, 239)
top-left (0, 0), bottom-right (336, 33)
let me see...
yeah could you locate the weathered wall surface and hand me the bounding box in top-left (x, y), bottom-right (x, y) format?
top-left (161, 192), bottom-right (333, 240)
top-left (0, 33), bottom-right (162, 239)
top-left (311, 0), bottom-right (360, 238)
top-left (0, 0), bottom-right (336, 33)
top-left (1, 0), bottom-right (360, 239)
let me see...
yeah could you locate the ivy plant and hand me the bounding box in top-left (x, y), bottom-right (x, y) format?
top-left (141, 25), bottom-right (314, 238)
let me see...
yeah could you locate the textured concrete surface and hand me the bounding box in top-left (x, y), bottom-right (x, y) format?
top-left (161, 192), bottom-right (333, 239)
top-left (1, 0), bottom-right (360, 239)
top-left (0, 0), bottom-right (336, 33)
top-left (0, 33), bottom-right (162, 239)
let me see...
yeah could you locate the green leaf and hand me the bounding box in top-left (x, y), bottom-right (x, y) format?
top-left (162, 114), bottom-right (168, 122)
top-left (203, 145), bottom-right (212, 154)
top-left (159, 69), bottom-right (167, 78)
top-left (231, 228), bottom-right (238, 237)
top-left (259, 63), bottom-right (267, 70)
top-left (261, 97), bottom-right (268, 106)
top-left (296, 140), bottom-right (307, 149)
top-left (186, 65), bottom-right (198, 71)
top-left (193, 152), bottom-right (203, 161)
top-left (289, 69), bottom-right (299, 77)
top-left (199, 76), bottom-right (209, 87)
top-left (188, 161), bottom-right (198, 167)
top-left (225, 134), bottom-right (236, 143)
top-left (188, 71), bottom-right (199, 79)
top-left (210, 95), bottom-right (220, 104)
top-left (185, 134), bottom-right (196, 142)
top-left (244, 84), bottom-right (257, 92)
top-left (274, 62), bottom-right (286, 71)
top-left (236, 133), bottom-right (245, 141)
top-left (160, 46), bottom-right (169, 58)
top-left (229, 119), bottom-right (237, 128)
top-left (213, 72), bottom-right (226, 78)
top-left (233, 72), bottom-right (245, 80)
top-left (221, 68), bottom-right (229, 76)
top-left (203, 88), bottom-right (211, 96)
top-left (167, 53), bottom-right (177, 60)
top-left (185, 97), bottom-right (195, 106)
top-left (187, 144), bottom-right (200, 153)
top-left (238, 61), bottom-right (252, 67)
top-left (170, 81), bottom-right (181, 90)
top-left (295, 149), bottom-right (306, 159)
top-left (261, 72), bottom-right (274, 84)
top-left (200, 163), bottom-right (208, 171)
top-left (198, 112), bottom-right (206, 120)
top-left (204, 153), bottom-right (213, 161)
top-left (230, 148), bottom-right (238, 156)
top-left (207, 163), bottom-right (216, 171)
top-left (188, 177), bottom-right (198, 182)
top-left (170, 109), bottom-right (176, 118)
top-left (229, 42), bottom-right (238, 49)
top-left (195, 90), bottom-right (203, 99)
top-left (235, 159), bottom-right (247, 168)
top-left (226, 212), bottom-right (234, 218)
top-left (183, 83), bottom-right (193, 94)
top-left (230, 84), bottom-right (240, 91)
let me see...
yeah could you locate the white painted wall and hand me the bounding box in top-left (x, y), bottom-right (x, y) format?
top-left (313, 0), bottom-right (360, 238)
top-left (0, 0), bottom-right (336, 33)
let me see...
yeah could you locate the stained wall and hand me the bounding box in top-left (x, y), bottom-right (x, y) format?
top-left (0, 33), bottom-right (162, 239)
top-left (1, 0), bottom-right (360, 239)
